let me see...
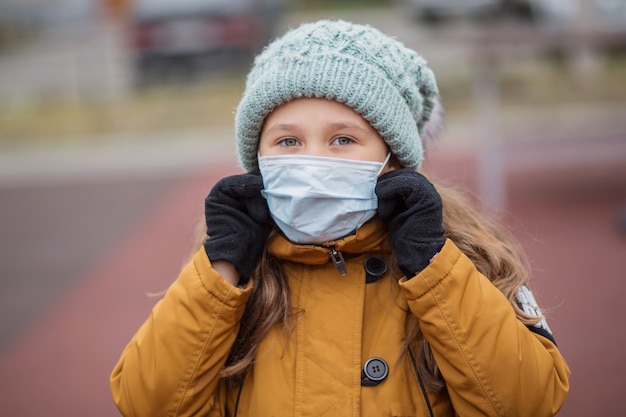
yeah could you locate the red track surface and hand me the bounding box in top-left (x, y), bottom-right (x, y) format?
top-left (0, 142), bottom-right (624, 416)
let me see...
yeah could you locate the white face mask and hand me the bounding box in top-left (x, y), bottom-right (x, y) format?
top-left (258, 154), bottom-right (390, 244)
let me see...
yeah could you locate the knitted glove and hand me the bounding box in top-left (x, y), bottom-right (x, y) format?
top-left (203, 172), bottom-right (272, 284)
top-left (375, 169), bottom-right (445, 278)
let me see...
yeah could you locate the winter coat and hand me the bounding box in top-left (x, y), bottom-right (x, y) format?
top-left (111, 217), bottom-right (570, 416)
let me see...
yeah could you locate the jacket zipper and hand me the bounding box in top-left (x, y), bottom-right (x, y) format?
top-left (325, 245), bottom-right (347, 276)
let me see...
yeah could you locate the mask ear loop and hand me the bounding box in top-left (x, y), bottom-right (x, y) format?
top-left (376, 152), bottom-right (392, 176)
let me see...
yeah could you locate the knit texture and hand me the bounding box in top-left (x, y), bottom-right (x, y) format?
top-left (234, 19), bottom-right (439, 171)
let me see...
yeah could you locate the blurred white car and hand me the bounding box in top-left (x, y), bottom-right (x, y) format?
top-left (396, 0), bottom-right (626, 28)
top-left (394, 0), bottom-right (582, 24)
top-left (394, 0), bottom-right (502, 22)
top-left (592, 0), bottom-right (626, 29)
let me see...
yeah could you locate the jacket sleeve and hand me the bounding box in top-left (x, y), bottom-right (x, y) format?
top-left (400, 239), bottom-right (570, 417)
top-left (110, 249), bottom-right (251, 417)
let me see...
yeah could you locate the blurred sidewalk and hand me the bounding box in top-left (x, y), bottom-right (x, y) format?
top-left (0, 127), bottom-right (235, 188)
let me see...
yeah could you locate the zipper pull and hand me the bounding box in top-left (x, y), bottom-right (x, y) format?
top-left (328, 246), bottom-right (347, 276)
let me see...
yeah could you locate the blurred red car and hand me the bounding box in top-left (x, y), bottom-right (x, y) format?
top-left (130, 0), bottom-right (283, 83)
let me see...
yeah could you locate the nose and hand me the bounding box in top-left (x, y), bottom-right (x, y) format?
top-left (301, 141), bottom-right (333, 158)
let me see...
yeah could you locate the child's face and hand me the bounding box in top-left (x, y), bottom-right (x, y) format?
top-left (259, 98), bottom-right (391, 170)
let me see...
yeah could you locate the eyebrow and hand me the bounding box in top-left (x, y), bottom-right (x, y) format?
top-left (326, 122), bottom-right (367, 131)
top-left (263, 121), bottom-right (368, 135)
top-left (262, 123), bottom-right (297, 134)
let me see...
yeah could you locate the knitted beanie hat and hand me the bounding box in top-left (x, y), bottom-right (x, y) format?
top-left (235, 19), bottom-right (439, 171)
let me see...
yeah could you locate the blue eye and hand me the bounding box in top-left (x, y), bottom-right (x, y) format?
top-left (332, 136), bottom-right (355, 145)
top-left (278, 137), bottom-right (300, 147)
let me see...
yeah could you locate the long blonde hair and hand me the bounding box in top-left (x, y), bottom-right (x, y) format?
top-left (196, 180), bottom-right (539, 391)
top-left (405, 182), bottom-right (540, 393)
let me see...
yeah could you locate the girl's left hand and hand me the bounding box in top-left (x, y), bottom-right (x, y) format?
top-left (375, 169), bottom-right (445, 278)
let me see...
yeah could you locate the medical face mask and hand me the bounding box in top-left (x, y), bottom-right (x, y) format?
top-left (258, 154), bottom-right (390, 244)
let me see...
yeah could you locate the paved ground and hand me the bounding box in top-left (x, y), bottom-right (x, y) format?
top-left (0, 131), bottom-right (624, 416)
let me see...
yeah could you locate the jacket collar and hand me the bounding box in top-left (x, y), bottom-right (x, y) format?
top-left (267, 216), bottom-right (392, 265)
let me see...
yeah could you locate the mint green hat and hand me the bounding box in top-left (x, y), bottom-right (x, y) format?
top-left (235, 19), bottom-right (440, 171)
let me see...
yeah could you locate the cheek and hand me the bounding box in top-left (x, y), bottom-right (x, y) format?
top-left (258, 136), bottom-right (271, 156)
top-left (367, 135), bottom-right (389, 162)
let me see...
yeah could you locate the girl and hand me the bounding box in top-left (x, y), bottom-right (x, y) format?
top-left (111, 20), bottom-right (570, 416)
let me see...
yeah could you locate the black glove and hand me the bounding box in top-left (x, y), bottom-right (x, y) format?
top-left (203, 171), bottom-right (271, 284)
top-left (375, 169), bottom-right (445, 278)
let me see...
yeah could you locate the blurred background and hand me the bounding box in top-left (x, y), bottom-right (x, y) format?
top-left (0, 0), bottom-right (624, 416)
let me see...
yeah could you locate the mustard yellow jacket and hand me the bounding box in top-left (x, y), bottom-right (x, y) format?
top-left (111, 218), bottom-right (570, 416)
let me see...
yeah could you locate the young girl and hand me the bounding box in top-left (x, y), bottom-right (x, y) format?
top-left (111, 20), bottom-right (570, 416)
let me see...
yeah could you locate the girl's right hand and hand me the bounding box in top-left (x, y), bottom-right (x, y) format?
top-left (203, 171), bottom-right (272, 285)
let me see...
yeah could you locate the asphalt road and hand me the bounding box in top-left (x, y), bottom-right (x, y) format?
top-left (0, 135), bottom-right (624, 416)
